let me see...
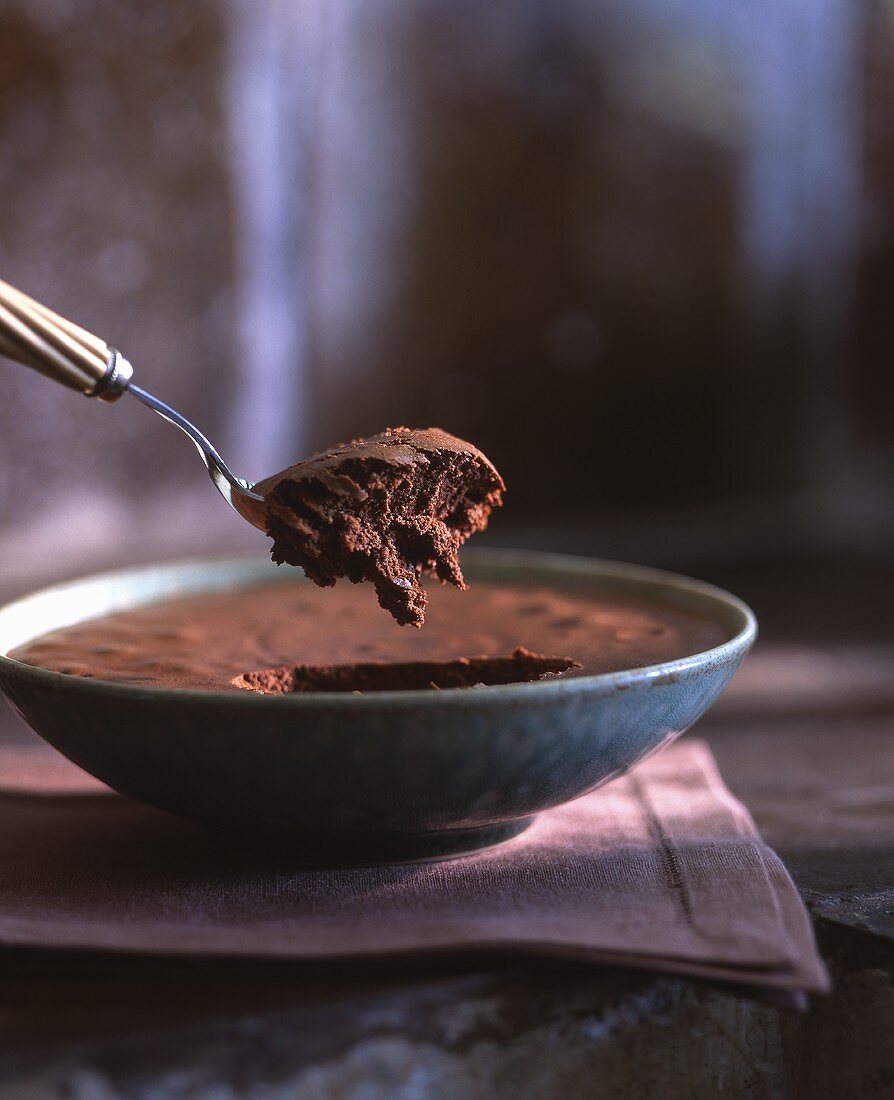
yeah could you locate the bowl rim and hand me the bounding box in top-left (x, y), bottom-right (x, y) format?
top-left (0, 548), bottom-right (757, 708)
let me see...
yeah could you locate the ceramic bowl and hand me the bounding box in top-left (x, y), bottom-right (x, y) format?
top-left (0, 550), bottom-right (755, 861)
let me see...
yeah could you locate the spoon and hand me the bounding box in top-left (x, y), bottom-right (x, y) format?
top-left (0, 279), bottom-right (506, 629)
top-left (0, 279), bottom-right (266, 530)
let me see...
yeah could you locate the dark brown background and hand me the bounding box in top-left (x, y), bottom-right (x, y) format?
top-left (1, 0), bottom-right (892, 626)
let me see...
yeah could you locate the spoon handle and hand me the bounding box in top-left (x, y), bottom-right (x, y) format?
top-left (0, 279), bottom-right (132, 401)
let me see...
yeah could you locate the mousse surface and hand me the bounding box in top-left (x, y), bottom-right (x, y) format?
top-left (256, 428), bottom-right (505, 626)
top-left (11, 578), bottom-right (728, 693)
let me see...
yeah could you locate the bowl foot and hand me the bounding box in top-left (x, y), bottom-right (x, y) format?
top-left (212, 816), bottom-right (536, 866)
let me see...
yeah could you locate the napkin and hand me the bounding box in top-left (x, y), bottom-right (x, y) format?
top-left (0, 732), bottom-right (827, 1000)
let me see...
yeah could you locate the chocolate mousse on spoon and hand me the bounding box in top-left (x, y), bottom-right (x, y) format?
top-left (0, 279), bottom-right (503, 625)
top-left (257, 428), bottom-right (504, 626)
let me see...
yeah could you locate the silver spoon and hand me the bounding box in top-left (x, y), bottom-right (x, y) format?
top-left (0, 279), bottom-right (267, 531)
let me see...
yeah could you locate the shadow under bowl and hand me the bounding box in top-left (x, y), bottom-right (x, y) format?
top-left (0, 550), bottom-right (755, 862)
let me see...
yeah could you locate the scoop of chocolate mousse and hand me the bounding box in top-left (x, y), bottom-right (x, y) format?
top-left (254, 427), bottom-right (505, 626)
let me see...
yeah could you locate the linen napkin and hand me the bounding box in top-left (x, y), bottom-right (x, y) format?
top-left (0, 732), bottom-right (827, 998)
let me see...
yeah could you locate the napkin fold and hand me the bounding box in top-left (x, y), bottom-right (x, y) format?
top-left (0, 734), bottom-right (827, 999)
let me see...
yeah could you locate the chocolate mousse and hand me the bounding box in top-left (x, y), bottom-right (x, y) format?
top-left (255, 428), bottom-right (504, 627)
top-left (11, 578), bottom-right (729, 693)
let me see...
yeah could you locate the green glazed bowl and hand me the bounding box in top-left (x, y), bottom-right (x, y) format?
top-left (0, 550), bottom-right (755, 861)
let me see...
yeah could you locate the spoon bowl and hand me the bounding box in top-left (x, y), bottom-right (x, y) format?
top-left (127, 384), bottom-right (267, 530)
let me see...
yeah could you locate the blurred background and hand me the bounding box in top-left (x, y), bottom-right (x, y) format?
top-left (0, 0), bottom-right (892, 666)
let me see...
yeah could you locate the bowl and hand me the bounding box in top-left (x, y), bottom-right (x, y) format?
top-left (0, 550), bottom-right (755, 861)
